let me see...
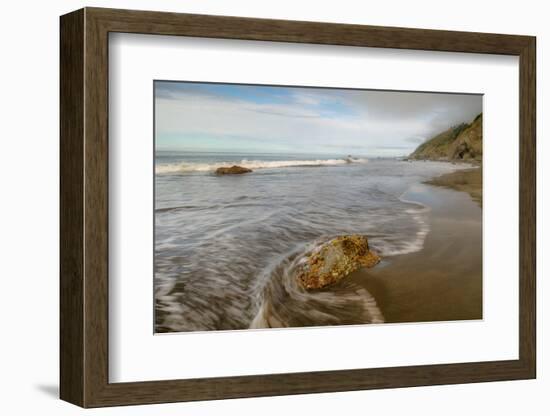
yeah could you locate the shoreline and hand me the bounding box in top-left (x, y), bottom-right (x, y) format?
top-left (424, 165), bottom-right (482, 206)
top-left (155, 157), bottom-right (483, 331)
top-left (350, 177), bottom-right (482, 324)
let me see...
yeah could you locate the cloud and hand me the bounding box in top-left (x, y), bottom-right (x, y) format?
top-left (155, 81), bottom-right (481, 156)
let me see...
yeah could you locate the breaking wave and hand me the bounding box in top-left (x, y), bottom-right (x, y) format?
top-left (155, 157), bottom-right (368, 174)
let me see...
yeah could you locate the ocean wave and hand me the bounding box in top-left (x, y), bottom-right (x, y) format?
top-left (153, 160), bottom-right (454, 332)
top-left (155, 157), bottom-right (368, 174)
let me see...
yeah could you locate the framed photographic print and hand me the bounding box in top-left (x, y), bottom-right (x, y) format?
top-left (60, 7), bottom-right (536, 408)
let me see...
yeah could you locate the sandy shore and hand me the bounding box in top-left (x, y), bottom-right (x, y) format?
top-left (424, 166), bottom-right (482, 206)
top-left (349, 179), bottom-right (482, 324)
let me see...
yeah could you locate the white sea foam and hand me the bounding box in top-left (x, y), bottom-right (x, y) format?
top-left (249, 241), bottom-right (385, 329)
top-left (155, 158), bottom-right (368, 174)
top-left (372, 191), bottom-right (431, 257)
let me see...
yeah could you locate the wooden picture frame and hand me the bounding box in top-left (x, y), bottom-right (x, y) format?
top-left (60, 7), bottom-right (536, 408)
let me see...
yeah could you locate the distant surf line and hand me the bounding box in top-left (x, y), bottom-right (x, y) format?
top-left (155, 157), bottom-right (368, 174)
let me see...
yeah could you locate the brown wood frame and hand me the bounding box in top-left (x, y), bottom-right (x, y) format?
top-left (60, 7), bottom-right (536, 408)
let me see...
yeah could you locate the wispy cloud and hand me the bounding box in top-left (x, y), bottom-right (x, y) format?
top-left (155, 82), bottom-right (482, 156)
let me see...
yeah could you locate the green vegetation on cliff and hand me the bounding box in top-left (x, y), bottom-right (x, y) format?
top-left (410, 113), bottom-right (482, 161)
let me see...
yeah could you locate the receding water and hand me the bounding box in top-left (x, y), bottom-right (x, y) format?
top-left (154, 151), bottom-right (469, 333)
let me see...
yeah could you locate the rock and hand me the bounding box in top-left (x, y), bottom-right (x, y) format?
top-left (215, 165), bottom-right (252, 175)
top-left (297, 235), bottom-right (380, 290)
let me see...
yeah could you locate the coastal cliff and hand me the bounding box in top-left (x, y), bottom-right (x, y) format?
top-left (409, 113), bottom-right (482, 161)
top-left (410, 113), bottom-right (483, 206)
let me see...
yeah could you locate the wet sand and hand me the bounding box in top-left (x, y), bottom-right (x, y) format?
top-left (350, 180), bottom-right (482, 324)
top-left (425, 167), bottom-right (482, 206)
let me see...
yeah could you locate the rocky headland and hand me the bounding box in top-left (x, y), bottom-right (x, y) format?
top-left (409, 113), bottom-right (482, 161)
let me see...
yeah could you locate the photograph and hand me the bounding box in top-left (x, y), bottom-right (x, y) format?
top-left (153, 81), bottom-right (483, 333)
top-left (154, 81), bottom-right (483, 333)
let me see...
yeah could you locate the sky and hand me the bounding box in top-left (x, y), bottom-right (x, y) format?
top-left (155, 81), bottom-right (482, 157)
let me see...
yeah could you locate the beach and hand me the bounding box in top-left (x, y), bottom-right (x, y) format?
top-left (425, 167), bottom-right (482, 206)
top-left (351, 179), bottom-right (482, 324)
top-left (260, 170), bottom-right (483, 328)
top-left (154, 153), bottom-right (483, 332)
top-left (153, 81), bottom-right (484, 333)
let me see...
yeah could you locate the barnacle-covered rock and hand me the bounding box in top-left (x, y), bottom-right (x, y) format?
top-left (297, 235), bottom-right (380, 290)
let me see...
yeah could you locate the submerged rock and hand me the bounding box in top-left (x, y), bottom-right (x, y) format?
top-left (215, 165), bottom-right (252, 175)
top-left (297, 235), bottom-right (380, 290)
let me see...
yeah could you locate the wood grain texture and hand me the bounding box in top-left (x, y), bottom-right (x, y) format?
top-left (89, 7), bottom-right (532, 54)
top-left (518, 38), bottom-right (536, 375)
top-left (83, 10), bottom-right (110, 406)
top-left (59, 8), bottom-right (84, 406)
top-left (59, 7), bottom-right (536, 408)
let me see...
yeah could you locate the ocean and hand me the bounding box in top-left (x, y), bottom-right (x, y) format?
top-left (154, 151), bottom-right (469, 332)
